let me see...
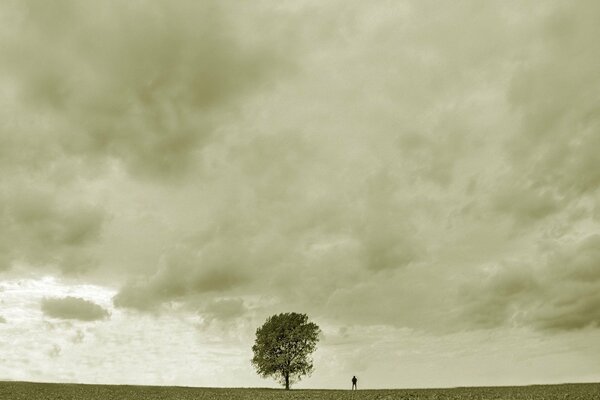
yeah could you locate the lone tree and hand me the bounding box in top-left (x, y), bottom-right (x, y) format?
top-left (251, 312), bottom-right (320, 390)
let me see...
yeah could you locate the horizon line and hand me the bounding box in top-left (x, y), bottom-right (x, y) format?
top-left (2, 379), bottom-right (599, 391)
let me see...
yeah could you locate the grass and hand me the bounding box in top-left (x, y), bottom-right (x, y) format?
top-left (0, 381), bottom-right (599, 399)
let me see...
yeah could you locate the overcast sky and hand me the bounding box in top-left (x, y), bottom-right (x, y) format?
top-left (1, 0), bottom-right (599, 390)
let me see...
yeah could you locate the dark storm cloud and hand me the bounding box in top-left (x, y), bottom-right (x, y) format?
top-left (0, 187), bottom-right (105, 273)
top-left (498, 1), bottom-right (600, 222)
top-left (456, 2), bottom-right (600, 332)
top-left (532, 235), bottom-right (600, 331)
top-left (0, 0), bottom-right (292, 277)
top-left (111, 158), bottom-right (425, 312)
top-left (104, 1), bottom-right (561, 325)
top-left (0, 0), bottom-right (286, 179)
top-left (113, 244), bottom-right (254, 310)
top-left (41, 296), bottom-right (109, 321)
top-left (462, 235), bottom-right (600, 331)
top-left (454, 2), bottom-right (600, 333)
top-left (2, 0), bottom-right (598, 341)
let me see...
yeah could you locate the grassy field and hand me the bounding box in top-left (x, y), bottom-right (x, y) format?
top-left (1, 381), bottom-right (599, 400)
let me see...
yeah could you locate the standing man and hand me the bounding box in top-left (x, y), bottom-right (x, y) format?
top-left (352, 375), bottom-right (358, 390)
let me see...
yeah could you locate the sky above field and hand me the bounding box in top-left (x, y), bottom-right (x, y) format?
top-left (1, 0), bottom-right (600, 390)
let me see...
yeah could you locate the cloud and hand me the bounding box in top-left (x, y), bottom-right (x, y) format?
top-left (113, 243), bottom-right (254, 311)
top-left (71, 329), bottom-right (85, 344)
top-left (41, 296), bottom-right (110, 321)
top-left (0, 315), bottom-right (6, 323)
top-left (199, 298), bottom-right (248, 327)
top-left (451, 1), bottom-right (600, 333)
top-left (48, 344), bottom-right (61, 359)
top-left (203, 298), bottom-right (246, 320)
top-left (0, 0), bottom-right (289, 179)
top-left (461, 235), bottom-right (600, 332)
top-left (103, 1), bottom-right (591, 329)
top-left (1, 0), bottom-right (598, 340)
top-left (498, 1), bottom-right (600, 222)
top-left (531, 235), bottom-right (600, 331)
top-left (0, 185), bottom-right (105, 273)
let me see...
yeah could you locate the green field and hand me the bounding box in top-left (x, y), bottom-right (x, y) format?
top-left (1, 382), bottom-right (599, 400)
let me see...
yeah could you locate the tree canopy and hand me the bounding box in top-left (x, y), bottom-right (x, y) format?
top-left (251, 312), bottom-right (320, 390)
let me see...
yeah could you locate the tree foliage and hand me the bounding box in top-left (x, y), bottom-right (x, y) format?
top-left (251, 312), bottom-right (320, 390)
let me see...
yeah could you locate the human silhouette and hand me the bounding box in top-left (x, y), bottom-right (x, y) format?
top-left (352, 375), bottom-right (357, 390)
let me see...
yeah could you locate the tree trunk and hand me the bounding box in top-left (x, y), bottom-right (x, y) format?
top-left (285, 373), bottom-right (290, 390)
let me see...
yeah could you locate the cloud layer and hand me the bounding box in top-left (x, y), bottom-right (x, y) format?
top-left (41, 296), bottom-right (109, 321)
top-left (1, 0), bottom-right (286, 178)
top-left (463, 234), bottom-right (600, 332)
top-left (1, 0), bottom-right (598, 330)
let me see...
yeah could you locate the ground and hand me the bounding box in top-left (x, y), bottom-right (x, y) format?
top-left (1, 382), bottom-right (599, 400)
